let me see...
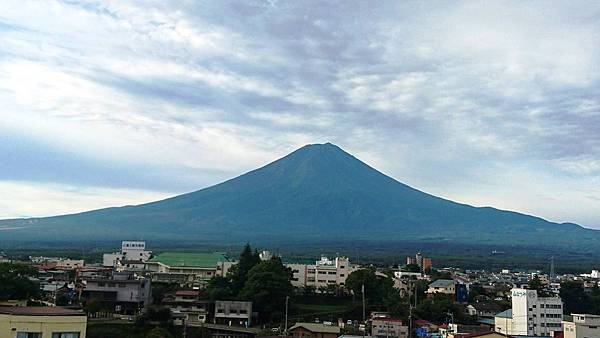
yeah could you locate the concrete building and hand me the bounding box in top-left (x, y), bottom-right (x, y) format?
top-left (0, 306), bottom-right (87, 338)
top-left (145, 252), bottom-right (234, 286)
top-left (371, 318), bottom-right (408, 338)
top-left (103, 241), bottom-right (152, 267)
top-left (289, 323), bottom-right (341, 338)
top-left (82, 272), bottom-right (151, 314)
top-left (494, 288), bottom-right (563, 336)
top-left (214, 301), bottom-right (252, 327)
top-left (163, 290), bottom-right (210, 325)
top-left (563, 313), bottom-right (600, 338)
top-left (288, 255), bottom-right (358, 289)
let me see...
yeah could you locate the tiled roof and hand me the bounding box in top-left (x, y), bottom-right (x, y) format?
top-left (0, 306), bottom-right (85, 316)
top-left (148, 252), bottom-right (230, 268)
top-left (494, 309), bottom-right (512, 319)
top-left (429, 279), bottom-right (455, 287)
top-left (289, 323), bottom-right (341, 334)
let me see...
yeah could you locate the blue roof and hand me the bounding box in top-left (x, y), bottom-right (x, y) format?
top-left (495, 309), bottom-right (512, 319)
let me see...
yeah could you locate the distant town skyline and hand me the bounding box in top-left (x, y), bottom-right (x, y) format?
top-left (1, 1), bottom-right (599, 228)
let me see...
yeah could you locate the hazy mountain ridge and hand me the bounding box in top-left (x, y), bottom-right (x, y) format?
top-left (0, 143), bottom-right (593, 248)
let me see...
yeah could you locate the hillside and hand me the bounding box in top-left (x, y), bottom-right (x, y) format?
top-left (0, 143), bottom-right (596, 248)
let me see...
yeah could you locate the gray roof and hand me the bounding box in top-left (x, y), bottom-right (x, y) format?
top-left (289, 323), bottom-right (341, 334)
top-left (429, 279), bottom-right (455, 287)
top-left (495, 309), bottom-right (512, 319)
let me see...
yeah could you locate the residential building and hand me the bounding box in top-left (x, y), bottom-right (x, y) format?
top-left (563, 313), bottom-right (600, 338)
top-left (494, 288), bottom-right (563, 336)
top-left (289, 323), bottom-right (341, 338)
top-left (371, 318), bottom-right (408, 338)
top-left (82, 272), bottom-right (151, 314)
top-left (427, 279), bottom-right (456, 296)
top-left (287, 255), bottom-right (358, 289)
top-left (145, 252), bottom-right (234, 286)
top-left (466, 302), bottom-right (503, 319)
top-left (0, 252), bottom-right (10, 263)
top-left (406, 253), bottom-right (432, 272)
top-left (0, 306), bottom-right (87, 338)
top-left (214, 301), bottom-right (252, 327)
top-left (31, 257), bottom-right (84, 270)
top-left (163, 290), bottom-right (210, 325)
top-left (103, 241), bottom-right (152, 267)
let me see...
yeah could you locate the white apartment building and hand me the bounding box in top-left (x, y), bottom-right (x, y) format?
top-left (103, 241), bottom-right (152, 267)
top-left (563, 313), bottom-right (600, 338)
top-left (288, 256), bottom-right (358, 289)
top-left (495, 288), bottom-right (563, 336)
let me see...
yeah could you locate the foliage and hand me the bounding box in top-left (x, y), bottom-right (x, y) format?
top-left (146, 327), bottom-right (174, 338)
top-left (560, 281), bottom-right (600, 314)
top-left (145, 306), bottom-right (172, 322)
top-left (0, 263), bottom-right (40, 300)
top-left (239, 256), bottom-right (294, 323)
top-left (151, 282), bottom-right (179, 305)
top-left (414, 293), bottom-right (474, 324)
top-left (228, 243), bottom-right (261, 295)
top-left (404, 264), bottom-right (421, 273)
top-left (205, 276), bottom-right (234, 300)
top-left (345, 268), bottom-right (394, 308)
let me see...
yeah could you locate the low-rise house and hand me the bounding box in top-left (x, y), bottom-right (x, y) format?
top-left (145, 252), bottom-right (234, 286)
top-left (0, 306), bottom-right (87, 338)
top-left (371, 318), bottom-right (408, 338)
top-left (82, 272), bottom-right (151, 315)
top-left (563, 313), bottom-right (600, 338)
top-left (466, 302), bottom-right (503, 319)
top-left (214, 301), bottom-right (252, 327)
top-left (427, 279), bottom-right (456, 296)
top-left (162, 290), bottom-right (211, 325)
top-left (289, 322), bottom-right (340, 338)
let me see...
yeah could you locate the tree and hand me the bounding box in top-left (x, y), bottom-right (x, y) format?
top-left (345, 268), bottom-right (393, 307)
top-left (0, 263), bottom-right (39, 300)
top-left (404, 264), bottom-right (421, 273)
top-left (229, 243), bottom-right (261, 295)
top-left (145, 327), bottom-right (174, 338)
top-left (239, 257), bottom-right (293, 322)
top-left (205, 276), bottom-right (234, 300)
top-left (561, 281), bottom-right (593, 314)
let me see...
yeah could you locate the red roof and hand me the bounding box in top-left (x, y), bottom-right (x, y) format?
top-left (0, 306), bottom-right (85, 316)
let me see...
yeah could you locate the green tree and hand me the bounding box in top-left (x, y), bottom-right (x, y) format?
top-left (0, 263), bottom-right (39, 300)
top-left (145, 327), bottom-right (174, 338)
top-left (345, 268), bottom-right (393, 307)
top-left (561, 281), bottom-right (593, 314)
top-left (205, 276), bottom-right (234, 300)
top-left (404, 264), bottom-right (421, 273)
top-left (239, 257), bottom-right (293, 322)
top-left (229, 243), bottom-right (261, 295)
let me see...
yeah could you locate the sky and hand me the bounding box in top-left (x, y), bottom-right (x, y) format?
top-left (1, 1), bottom-right (599, 228)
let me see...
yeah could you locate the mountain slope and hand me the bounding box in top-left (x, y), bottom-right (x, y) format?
top-left (0, 143), bottom-right (595, 247)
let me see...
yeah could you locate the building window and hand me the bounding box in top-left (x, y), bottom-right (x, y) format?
top-left (52, 333), bottom-right (81, 338)
top-left (17, 333), bottom-right (42, 338)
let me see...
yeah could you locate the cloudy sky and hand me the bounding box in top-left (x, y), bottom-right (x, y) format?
top-left (1, 1), bottom-right (599, 228)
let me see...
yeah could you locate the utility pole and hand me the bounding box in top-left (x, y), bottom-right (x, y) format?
top-left (284, 295), bottom-right (289, 336)
top-left (362, 284), bottom-right (366, 338)
top-left (408, 280), bottom-right (412, 338)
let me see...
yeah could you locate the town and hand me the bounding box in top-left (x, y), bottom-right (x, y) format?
top-left (1, 241), bottom-right (599, 338)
